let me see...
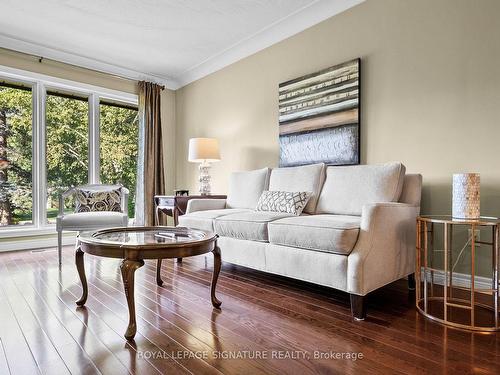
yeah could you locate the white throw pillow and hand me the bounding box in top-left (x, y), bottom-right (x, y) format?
top-left (255, 191), bottom-right (311, 215)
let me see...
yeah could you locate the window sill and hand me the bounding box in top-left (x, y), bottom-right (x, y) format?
top-left (0, 230), bottom-right (77, 252)
top-left (0, 219), bottom-right (134, 239)
top-left (0, 226), bottom-right (57, 239)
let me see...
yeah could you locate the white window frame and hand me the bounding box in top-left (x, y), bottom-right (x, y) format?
top-left (0, 64), bottom-right (138, 238)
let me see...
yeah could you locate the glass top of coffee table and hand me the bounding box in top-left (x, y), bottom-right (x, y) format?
top-left (79, 226), bottom-right (215, 246)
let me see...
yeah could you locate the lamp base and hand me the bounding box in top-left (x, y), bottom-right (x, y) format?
top-left (198, 162), bottom-right (212, 195)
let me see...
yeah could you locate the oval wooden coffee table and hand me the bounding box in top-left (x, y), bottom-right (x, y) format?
top-left (76, 226), bottom-right (221, 340)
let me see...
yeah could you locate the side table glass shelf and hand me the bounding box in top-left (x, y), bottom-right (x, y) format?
top-left (416, 215), bottom-right (500, 331)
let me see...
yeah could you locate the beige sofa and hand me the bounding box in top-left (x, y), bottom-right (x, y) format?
top-left (178, 162), bottom-right (422, 319)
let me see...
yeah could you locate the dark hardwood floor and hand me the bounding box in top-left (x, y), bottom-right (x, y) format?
top-left (0, 246), bottom-right (499, 374)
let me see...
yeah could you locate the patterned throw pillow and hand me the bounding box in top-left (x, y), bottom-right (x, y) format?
top-left (75, 188), bottom-right (122, 213)
top-left (255, 191), bottom-right (311, 215)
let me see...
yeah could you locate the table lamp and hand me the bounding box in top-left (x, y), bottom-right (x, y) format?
top-left (188, 138), bottom-right (220, 195)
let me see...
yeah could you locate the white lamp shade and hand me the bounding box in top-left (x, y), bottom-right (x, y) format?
top-left (188, 138), bottom-right (221, 162)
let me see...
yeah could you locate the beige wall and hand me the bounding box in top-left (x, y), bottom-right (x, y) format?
top-left (175, 0), bottom-right (500, 216)
top-left (175, 0), bottom-right (500, 276)
top-left (0, 48), bottom-right (176, 194)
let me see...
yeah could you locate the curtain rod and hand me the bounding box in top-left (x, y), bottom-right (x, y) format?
top-left (139, 80), bottom-right (165, 91)
top-left (1, 46), bottom-right (166, 89)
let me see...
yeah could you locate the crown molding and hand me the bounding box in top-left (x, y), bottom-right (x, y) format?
top-left (0, 33), bottom-right (179, 89)
top-left (175, 0), bottom-right (365, 88)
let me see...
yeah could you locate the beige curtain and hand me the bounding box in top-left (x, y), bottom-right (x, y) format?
top-left (135, 81), bottom-right (165, 226)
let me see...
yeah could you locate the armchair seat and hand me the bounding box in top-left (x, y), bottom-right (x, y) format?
top-left (56, 211), bottom-right (128, 231)
top-left (56, 184), bottom-right (129, 266)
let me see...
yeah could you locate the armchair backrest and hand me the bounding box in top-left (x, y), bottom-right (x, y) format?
top-left (79, 184), bottom-right (129, 213)
top-left (60, 184), bottom-right (129, 214)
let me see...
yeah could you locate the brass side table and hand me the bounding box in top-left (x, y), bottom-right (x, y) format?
top-left (416, 215), bottom-right (500, 331)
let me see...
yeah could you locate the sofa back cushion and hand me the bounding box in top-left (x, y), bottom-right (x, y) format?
top-left (268, 163), bottom-right (325, 214)
top-left (316, 162), bottom-right (406, 215)
top-left (226, 167), bottom-right (270, 209)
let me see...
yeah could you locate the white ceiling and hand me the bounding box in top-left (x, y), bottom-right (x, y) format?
top-left (0, 0), bottom-right (363, 89)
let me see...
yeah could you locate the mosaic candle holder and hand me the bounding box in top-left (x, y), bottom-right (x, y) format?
top-left (452, 173), bottom-right (480, 219)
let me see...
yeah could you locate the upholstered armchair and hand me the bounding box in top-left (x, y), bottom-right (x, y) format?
top-left (56, 184), bottom-right (129, 265)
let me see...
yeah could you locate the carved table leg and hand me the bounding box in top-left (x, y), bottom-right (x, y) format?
top-left (211, 246), bottom-right (222, 308)
top-left (156, 259), bottom-right (163, 286)
top-left (174, 209), bottom-right (182, 264)
top-left (75, 246), bottom-right (88, 306)
top-left (120, 259), bottom-right (144, 340)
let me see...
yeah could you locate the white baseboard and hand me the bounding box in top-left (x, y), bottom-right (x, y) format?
top-left (422, 269), bottom-right (493, 290)
top-left (0, 234), bottom-right (77, 252)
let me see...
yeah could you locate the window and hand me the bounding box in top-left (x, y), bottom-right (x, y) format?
top-left (46, 91), bottom-right (89, 223)
top-left (0, 67), bottom-right (138, 235)
top-left (99, 100), bottom-right (139, 217)
top-left (0, 82), bottom-right (33, 227)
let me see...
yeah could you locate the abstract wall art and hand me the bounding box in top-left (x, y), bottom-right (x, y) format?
top-left (278, 58), bottom-right (360, 167)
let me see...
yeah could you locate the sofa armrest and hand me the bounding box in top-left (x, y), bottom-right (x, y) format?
top-left (186, 199), bottom-right (227, 214)
top-left (347, 202), bottom-right (419, 295)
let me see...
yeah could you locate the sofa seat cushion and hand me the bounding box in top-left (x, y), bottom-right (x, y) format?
top-left (57, 211), bottom-right (128, 231)
top-left (178, 209), bottom-right (251, 232)
top-left (214, 211), bottom-right (294, 242)
top-left (268, 215), bottom-right (361, 255)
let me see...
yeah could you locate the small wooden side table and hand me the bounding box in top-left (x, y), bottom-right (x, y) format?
top-left (154, 195), bottom-right (227, 226)
top-left (416, 215), bottom-right (500, 331)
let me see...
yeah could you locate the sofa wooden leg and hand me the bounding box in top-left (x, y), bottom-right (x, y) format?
top-left (350, 294), bottom-right (366, 321)
top-left (408, 273), bottom-right (416, 291)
